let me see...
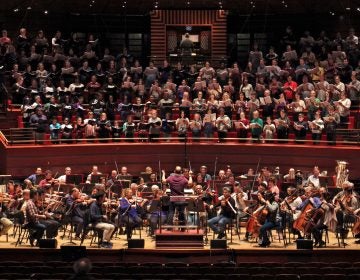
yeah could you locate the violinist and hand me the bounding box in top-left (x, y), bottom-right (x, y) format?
top-left (257, 191), bottom-right (281, 247)
top-left (187, 185), bottom-right (207, 226)
top-left (36, 189), bottom-right (61, 239)
top-left (38, 170), bottom-right (58, 191)
top-left (89, 192), bottom-right (115, 248)
top-left (65, 188), bottom-right (86, 240)
top-left (231, 183), bottom-right (248, 231)
top-left (332, 181), bottom-right (358, 237)
top-left (119, 188), bottom-right (143, 240)
top-left (106, 170), bottom-right (119, 188)
top-left (208, 187), bottom-right (236, 239)
top-left (146, 185), bottom-right (167, 237)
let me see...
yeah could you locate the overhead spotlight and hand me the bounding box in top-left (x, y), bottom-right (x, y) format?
top-left (44, 10), bottom-right (48, 15)
top-left (154, 1), bottom-right (159, 9)
top-left (346, 7), bottom-right (350, 11)
top-left (26, 6), bottom-right (32, 10)
top-left (218, 0), bottom-right (223, 9)
top-left (13, 8), bottom-right (19, 12)
top-left (357, 7), bottom-right (360, 12)
top-left (329, 11), bottom-right (335, 16)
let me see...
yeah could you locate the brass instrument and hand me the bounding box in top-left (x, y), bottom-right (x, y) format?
top-left (336, 160), bottom-right (349, 188)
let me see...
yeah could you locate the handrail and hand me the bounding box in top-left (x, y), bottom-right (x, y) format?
top-left (2, 135), bottom-right (360, 146)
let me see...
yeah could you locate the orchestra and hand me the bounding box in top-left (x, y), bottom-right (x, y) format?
top-left (0, 160), bottom-right (359, 250)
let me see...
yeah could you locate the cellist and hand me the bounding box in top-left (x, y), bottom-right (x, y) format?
top-left (332, 181), bottom-right (358, 237)
top-left (257, 191), bottom-right (281, 247)
top-left (294, 186), bottom-right (322, 237)
top-left (243, 182), bottom-right (267, 241)
top-left (280, 186), bottom-right (302, 239)
top-left (309, 187), bottom-right (335, 247)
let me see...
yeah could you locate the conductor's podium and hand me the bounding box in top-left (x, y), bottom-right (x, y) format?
top-left (155, 227), bottom-right (204, 248)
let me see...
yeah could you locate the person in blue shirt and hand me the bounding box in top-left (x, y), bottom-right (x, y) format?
top-left (118, 188), bottom-right (143, 240)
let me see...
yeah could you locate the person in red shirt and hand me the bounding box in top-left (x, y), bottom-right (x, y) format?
top-left (162, 166), bottom-right (192, 229)
top-left (283, 75), bottom-right (297, 103)
top-left (0, 30), bottom-right (11, 46)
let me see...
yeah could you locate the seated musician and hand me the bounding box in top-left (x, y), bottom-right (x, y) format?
top-left (119, 166), bottom-right (131, 177)
top-left (25, 189), bottom-right (54, 246)
top-left (208, 187), bottom-right (236, 239)
top-left (257, 191), bottom-right (281, 247)
top-left (187, 185), bottom-right (207, 226)
top-left (106, 170), bottom-right (119, 188)
top-left (280, 186), bottom-right (303, 239)
top-left (332, 181), bottom-right (358, 237)
top-left (146, 185), bottom-right (167, 237)
top-left (0, 195), bottom-right (14, 236)
top-left (26, 167), bottom-right (43, 186)
top-left (38, 170), bottom-right (58, 191)
top-left (162, 166), bottom-right (192, 229)
top-left (307, 166), bottom-right (321, 188)
top-left (311, 187), bottom-right (335, 247)
top-left (118, 188), bottom-right (143, 240)
top-left (36, 189), bottom-right (61, 239)
top-left (86, 165), bottom-right (102, 183)
top-left (89, 192), bottom-right (115, 248)
top-left (65, 188), bottom-right (86, 240)
top-left (232, 182), bottom-right (248, 218)
top-left (58, 167), bottom-right (72, 184)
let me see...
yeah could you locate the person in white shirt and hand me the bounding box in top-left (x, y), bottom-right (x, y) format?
top-left (335, 91), bottom-right (351, 124)
top-left (58, 167), bottom-right (71, 184)
top-left (307, 166), bottom-right (321, 188)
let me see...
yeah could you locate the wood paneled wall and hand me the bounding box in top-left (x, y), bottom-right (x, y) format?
top-left (150, 10), bottom-right (227, 63)
top-left (1, 142), bottom-right (360, 180)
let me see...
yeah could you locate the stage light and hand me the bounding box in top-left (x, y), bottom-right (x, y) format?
top-left (26, 6), bottom-right (32, 10)
top-left (154, 1), bottom-right (159, 9)
top-left (13, 8), bottom-right (19, 13)
top-left (44, 10), bottom-right (48, 15)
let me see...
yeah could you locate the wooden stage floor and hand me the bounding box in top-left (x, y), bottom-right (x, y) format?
top-left (1, 227), bottom-right (360, 264)
top-left (1, 227), bottom-right (359, 251)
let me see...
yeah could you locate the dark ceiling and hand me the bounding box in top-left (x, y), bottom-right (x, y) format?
top-left (1, 0), bottom-right (359, 15)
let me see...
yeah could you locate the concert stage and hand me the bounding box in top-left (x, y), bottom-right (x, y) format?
top-left (1, 228), bottom-right (360, 264)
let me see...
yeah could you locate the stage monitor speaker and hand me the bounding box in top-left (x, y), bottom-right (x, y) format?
top-left (296, 239), bottom-right (313, 250)
top-left (61, 245), bottom-right (87, 261)
top-left (39, 239), bottom-right (57, 249)
top-left (128, 239), bottom-right (145, 248)
top-left (210, 239), bottom-right (227, 249)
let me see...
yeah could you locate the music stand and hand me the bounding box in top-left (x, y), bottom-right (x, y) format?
top-left (117, 175), bottom-right (133, 181)
top-left (90, 174), bottom-right (107, 184)
top-left (79, 183), bottom-right (95, 195)
top-left (66, 174), bottom-right (83, 185)
top-left (0, 175), bottom-right (11, 193)
top-left (140, 172), bottom-right (151, 182)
